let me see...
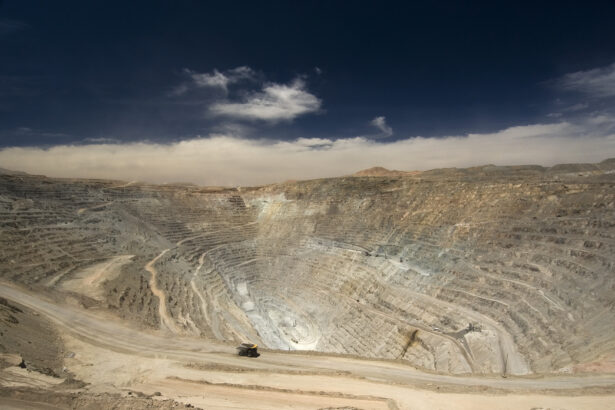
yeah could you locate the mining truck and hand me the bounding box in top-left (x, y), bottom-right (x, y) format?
top-left (237, 343), bottom-right (259, 357)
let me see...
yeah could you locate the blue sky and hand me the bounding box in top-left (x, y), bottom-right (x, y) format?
top-left (1, 1), bottom-right (615, 185)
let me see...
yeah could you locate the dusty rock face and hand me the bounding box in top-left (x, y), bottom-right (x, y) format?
top-left (0, 160), bottom-right (614, 375)
top-left (0, 297), bottom-right (64, 377)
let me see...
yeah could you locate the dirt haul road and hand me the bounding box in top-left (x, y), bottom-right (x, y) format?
top-left (1, 283), bottom-right (614, 410)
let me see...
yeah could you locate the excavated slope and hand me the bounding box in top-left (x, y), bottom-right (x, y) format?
top-left (0, 160), bottom-right (614, 375)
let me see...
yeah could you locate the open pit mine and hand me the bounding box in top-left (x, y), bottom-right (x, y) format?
top-left (1, 160), bottom-right (615, 409)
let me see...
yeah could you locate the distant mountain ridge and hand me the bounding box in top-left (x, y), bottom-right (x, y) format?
top-left (352, 166), bottom-right (421, 177)
top-left (0, 167), bottom-right (28, 176)
top-left (353, 158), bottom-right (615, 178)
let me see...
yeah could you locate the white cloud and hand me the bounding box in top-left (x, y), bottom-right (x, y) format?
top-left (190, 69), bottom-right (229, 89)
top-left (172, 66), bottom-right (255, 95)
top-left (170, 68), bottom-right (321, 123)
top-left (227, 66), bottom-right (255, 79)
top-left (210, 79), bottom-right (321, 122)
top-left (587, 113), bottom-right (615, 126)
top-left (1, 120), bottom-right (614, 186)
top-left (370, 116), bottom-right (393, 137)
top-left (557, 62), bottom-right (615, 98)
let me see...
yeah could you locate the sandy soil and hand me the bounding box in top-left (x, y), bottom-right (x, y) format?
top-left (0, 282), bottom-right (614, 409)
top-left (60, 255), bottom-right (134, 301)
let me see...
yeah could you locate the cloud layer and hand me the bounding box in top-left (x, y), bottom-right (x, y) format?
top-left (1, 120), bottom-right (613, 186)
top-left (557, 62), bottom-right (615, 98)
top-left (210, 79), bottom-right (321, 122)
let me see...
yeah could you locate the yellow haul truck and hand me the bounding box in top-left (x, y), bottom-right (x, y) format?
top-left (237, 343), bottom-right (259, 357)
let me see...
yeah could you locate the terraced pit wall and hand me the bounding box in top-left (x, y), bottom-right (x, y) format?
top-left (0, 160), bottom-right (614, 375)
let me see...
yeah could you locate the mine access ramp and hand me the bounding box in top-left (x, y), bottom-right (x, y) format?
top-left (237, 343), bottom-right (259, 357)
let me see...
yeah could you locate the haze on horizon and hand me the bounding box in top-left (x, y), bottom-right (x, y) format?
top-left (1, 1), bottom-right (615, 185)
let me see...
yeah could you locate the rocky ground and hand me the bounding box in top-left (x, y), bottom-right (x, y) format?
top-left (0, 159), bottom-right (614, 408)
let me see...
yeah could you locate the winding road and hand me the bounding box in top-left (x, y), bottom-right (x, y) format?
top-left (1, 282), bottom-right (614, 410)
